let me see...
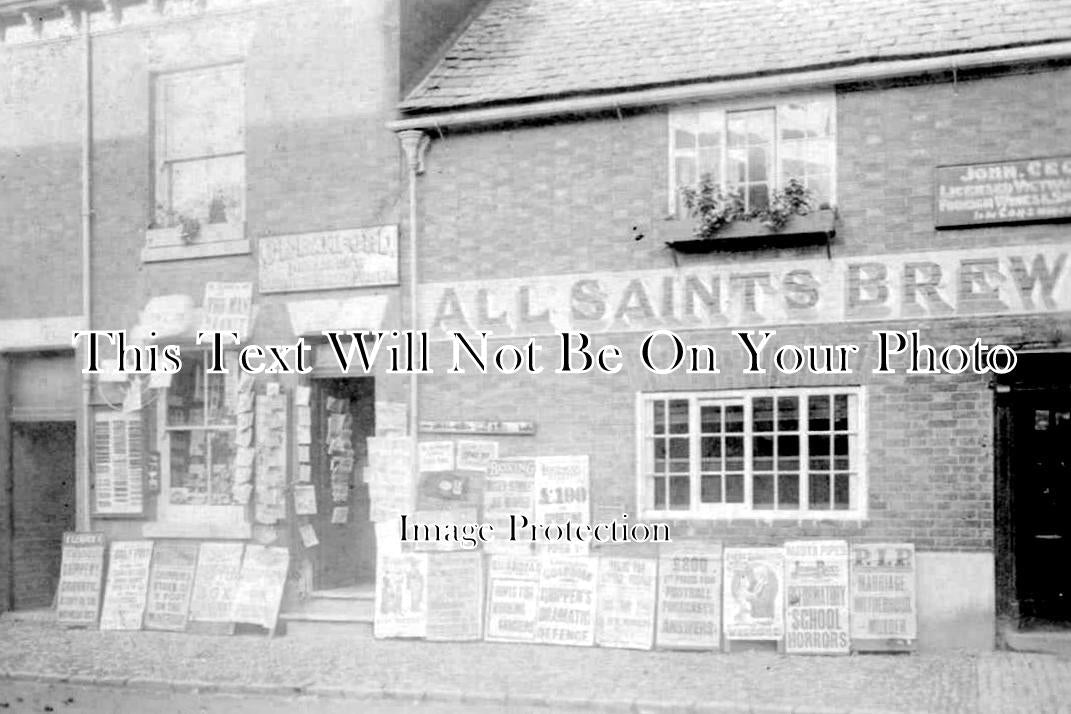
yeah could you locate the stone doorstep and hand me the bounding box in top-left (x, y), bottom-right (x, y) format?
top-left (1000, 624), bottom-right (1071, 657)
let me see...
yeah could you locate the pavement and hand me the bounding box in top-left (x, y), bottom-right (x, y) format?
top-left (1, 616), bottom-right (1070, 714)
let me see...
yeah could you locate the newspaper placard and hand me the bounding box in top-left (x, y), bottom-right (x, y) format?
top-left (366, 436), bottom-right (416, 523)
top-left (426, 552), bottom-right (484, 641)
top-left (202, 281), bottom-right (253, 336)
top-left (850, 543), bottom-right (917, 650)
top-left (375, 401), bottom-right (408, 436)
top-left (56, 532), bottom-right (106, 627)
top-left (482, 459), bottom-right (536, 554)
top-left (455, 440), bottom-right (499, 472)
top-left (656, 543), bottom-right (723, 650)
top-left (410, 507), bottom-right (479, 552)
top-left (485, 555), bottom-right (541, 643)
top-left (785, 540), bottom-right (850, 655)
top-left (535, 556), bottom-right (598, 647)
top-left (723, 547), bottom-right (785, 641)
top-left (231, 545), bottom-right (290, 630)
top-left (99, 540), bottom-right (154, 631)
top-left (144, 542), bottom-right (198, 632)
top-left (418, 441), bottom-right (455, 472)
top-left (534, 456), bottom-right (590, 555)
top-left (374, 553), bottom-right (429, 638)
top-left (596, 556), bottom-right (658, 650)
top-left (188, 542), bottom-right (245, 623)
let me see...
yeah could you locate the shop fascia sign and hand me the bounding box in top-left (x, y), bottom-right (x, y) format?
top-left (418, 244), bottom-right (1068, 339)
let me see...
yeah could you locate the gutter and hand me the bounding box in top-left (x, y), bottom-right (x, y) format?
top-left (387, 40), bottom-right (1071, 131)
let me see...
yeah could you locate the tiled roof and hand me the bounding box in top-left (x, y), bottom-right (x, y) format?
top-left (400, 0), bottom-right (1071, 111)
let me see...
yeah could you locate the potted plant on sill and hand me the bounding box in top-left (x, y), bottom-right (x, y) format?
top-left (655, 176), bottom-right (836, 253)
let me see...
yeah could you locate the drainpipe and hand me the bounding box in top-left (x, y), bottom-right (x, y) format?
top-left (397, 130), bottom-right (429, 460)
top-left (77, 8), bottom-right (93, 532)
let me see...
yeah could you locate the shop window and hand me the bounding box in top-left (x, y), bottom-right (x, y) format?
top-left (145, 63), bottom-right (247, 262)
top-left (639, 387), bottom-right (865, 519)
top-left (668, 94), bottom-right (835, 215)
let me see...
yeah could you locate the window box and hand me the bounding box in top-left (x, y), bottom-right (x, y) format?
top-left (142, 222), bottom-right (249, 262)
top-left (657, 208), bottom-right (837, 253)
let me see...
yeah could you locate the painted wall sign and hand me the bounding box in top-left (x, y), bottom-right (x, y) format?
top-left (425, 552), bottom-right (484, 641)
top-left (936, 157), bottom-right (1071, 228)
top-left (144, 542), bottom-right (198, 632)
top-left (784, 540), bottom-right (850, 655)
top-left (656, 543), bottom-right (722, 650)
top-left (534, 456), bottom-right (590, 556)
top-left (723, 547), bottom-right (785, 641)
top-left (374, 553), bottom-right (429, 638)
top-left (188, 542), bottom-right (245, 623)
top-left (93, 412), bottom-right (144, 516)
top-left (596, 556), bottom-right (658, 650)
top-left (99, 540), bottom-right (154, 631)
top-left (259, 225), bottom-right (399, 293)
top-left (419, 245), bottom-right (1068, 338)
top-left (485, 555), bottom-right (541, 642)
top-left (230, 545), bottom-right (290, 630)
top-left (850, 542), bottom-right (917, 650)
top-left (482, 458), bottom-right (536, 554)
top-left (419, 420), bottom-right (536, 436)
top-left (56, 532), bottom-right (105, 627)
top-left (535, 556), bottom-right (598, 647)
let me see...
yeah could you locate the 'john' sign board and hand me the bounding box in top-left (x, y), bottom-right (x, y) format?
top-left (936, 157), bottom-right (1071, 228)
top-left (419, 245), bottom-right (1067, 339)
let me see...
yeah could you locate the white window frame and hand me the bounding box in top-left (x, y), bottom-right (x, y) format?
top-left (635, 386), bottom-right (867, 521)
top-left (667, 90), bottom-right (838, 217)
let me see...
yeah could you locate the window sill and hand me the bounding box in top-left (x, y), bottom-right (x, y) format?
top-left (142, 222), bottom-right (249, 263)
top-left (641, 508), bottom-right (866, 522)
top-left (658, 208), bottom-right (837, 253)
top-left (142, 519), bottom-right (252, 540)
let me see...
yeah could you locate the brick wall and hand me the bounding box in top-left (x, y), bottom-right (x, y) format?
top-left (412, 65), bottom-right (1071, 552)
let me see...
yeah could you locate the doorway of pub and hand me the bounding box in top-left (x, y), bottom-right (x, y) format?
top-left (995, 351), bottom-right (1071, 653)
top-left (283, 376), bottom-right (377, 632)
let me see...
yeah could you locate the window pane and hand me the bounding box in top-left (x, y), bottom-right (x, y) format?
top-left (809, 395), bottom-right (831, 431)
top-left (834, 394), bottom-right (849, 431)
top-left (834, 435), bottom-right (850, 470)
top-left (777, 434), bottom-right (799, 470)
top-left (725, 436), bottom-right (744, 472)
top-left (778, 100), bottom-right (832, 141)
top-left (701, 474), bottom-right (722, 503)
top-left (653, 438), bottom-right (666, 472)
top-left (654, 476), bottom-right (666, 509)
top-left (675, 156), bottom-right (696, 191)
top-left (725, 474), bottom-right (745, 503)
top-left (697, 148), bottom-right (719, 182)
top-left (725, 405), bottom-right (744, 432)
top-left (753, 474), bottom-right (774, 509)
top-left (778, 473), bottom-right (799, 508)
top-left (701, 405), bottom-right (721, 433)
top-left (169, 430), bottom-right (207, 505)
top-left (208, 430), bottom-right (236, 505)
top-left (834, 473), bottom-right (851, 510)
top-left (159, 64), bottom-right (244, 160)
top-left (727, 147), bottom-right (747, 183)
top-left (753, 435), bottom-right (774, 472)
top-left (754, 397), bottom-right (773, 432)
top-left (167, 154), bottom-right (244, 228)
top-left (653, 401), bottom-right (665, 434)
top-left (809, 434), bottom-right (830, 470)
top-left (668, 400), bottom-right (689, 434)
top-left (206, 357), bottom-right (238, 426)
top-left (669, 476), bottom-right (691, 509)
top-left (701, 436), bottom-right (721, 471)
top-left (167, 352), bottom-right (205, 426)
top-left (777, 397), bottom-right (798, 431)
top-left (748, 146), bottom-right (769, 182)
top-left (747, 183), bottom-right (769, 210)
top-left (809, 473), bottom-right (831, 509)
top-left (674, 128), bottom-right (696, 149)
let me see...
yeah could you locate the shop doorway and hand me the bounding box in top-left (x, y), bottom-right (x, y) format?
top-left (309, 377), bottom-right (376, 590)
top-left (9, 421), bottom-right (76, 610)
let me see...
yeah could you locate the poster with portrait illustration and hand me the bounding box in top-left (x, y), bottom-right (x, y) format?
top-left (373, 553), bottom-right (429, 639)
top-left (723, 547), bottom-right (785, 640)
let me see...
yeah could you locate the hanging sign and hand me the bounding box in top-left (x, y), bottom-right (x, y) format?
top-left (656, 543), bottom-right (723, 650)
top-left (485, 555), bottom-right (541, 643)
top-left (534, 456), bottom-right (590, 555)
top-left (419, 420), bottom-right (536, 436)
top-left (93, 411), bottom-right (144, 516)
top-left (596, 556), bottom-right (658, 650)
top-left (723, 547), bottom-right (785, 641)
top-left (426, 552), bottom-right (484, 641)
top-left (482, 459), bottom-right (536, 554)
top-left (144, 542), bottom-right (198, 632)
top-left (374, 553), bottom-right (429, 638)
top-left (850, 542), bottom-right (917, 651)
top-left (535, 556), bottom-right (598, 647)
top-left (784, 540), bottom-right (850, 655)
top-left (56, 532), bottom-right (106, 627)
top-left (99, 540), bottom-right (154, 631)
top-left (231, 545), bottom-right (290, 630)
top-left (188, 542), bottom-right (245, 623)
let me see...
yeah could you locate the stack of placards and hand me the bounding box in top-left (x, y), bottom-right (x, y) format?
top-left (188, 541), bottom-right (245, 630)
top-left (533, 456), bottom-right (590, 556)
top-left (254, 386), bottom-right (287, 524)
top-left (482, 458), bottom-right (536, 554)
top-left (597, 556), bottom-right (658, 650)
top-left (785, 540), bottom-right (850, 655)
top-left (374, 553), bottom-right (428, 638)
top-left (656, 543), bottom-right (722, 650)
top-left (534, 557), bottom-right (598, 646)
top-left (426, 552), bottom-right (484, 641)
top-left (484, 555), bottom-right (541, 642)
top-left (144, 542), bottom-right (198, 632)
top-left (99, 540), bottom-right (154, 630)
top-left (56, 532), bottom-right (106, 627)
top-left (723, 547), bottom-right (785, 644)
top-left (850, 542), bottom-right (917, 651)
top-left (231, 545), bottom-right (290, 631)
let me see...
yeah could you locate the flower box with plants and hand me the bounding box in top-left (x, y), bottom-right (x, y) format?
top-left (656, 177), bottom-right (836, 253)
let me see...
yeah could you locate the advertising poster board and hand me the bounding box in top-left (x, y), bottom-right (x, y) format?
top-left (144, 541), bottom-right (199, 632)
top-left (418, 441), bottom-right (455, 472)
top-left (231, 545), bottom-right (290, 630)
top-left (656, 543), bottom-right (722, 650)
top-left (99, 540), bottom-right (154, 631)
top-left (484, 555), bottom-right (541, 642)
top-left (482, 459), bottom-right (536, 554)
top-left (409, 507), bottom-right (479, 552)
top-left (533, 456), bottom-right (590, 556)
top-left (455, 440), bottom-right (499, 472)
top-left (374, 553), bottom-right (429, 638)
top-left (723, 547), bottom-right (785, 641)
top-left (425, 552), bottom-right (484, 641)
top-left (785, 540), bottom-right (850, 655)
top-left (188, 542), bottom-right (245, 623)
top-left (535, 556), bottom-right (598, 647)
top-left (56, 532), bottom-right (106, 627)
top-left (596, 556), bottom-right (657, 650)
top-left (850, 542), bottom-right (917, 651)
